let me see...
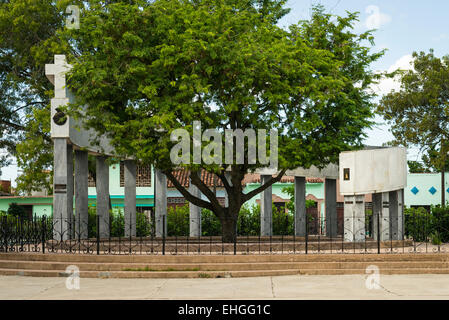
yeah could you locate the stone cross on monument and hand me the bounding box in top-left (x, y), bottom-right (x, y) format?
top-left (45, 55), bottom-right (71, 99)
top-left (45, 55), bottom-right (75, 241)
top-left (45, 54), bottom-right (168, 240)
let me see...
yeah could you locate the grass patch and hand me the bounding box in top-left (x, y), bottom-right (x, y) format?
top-left (198, 273), bottom-right (212, 278)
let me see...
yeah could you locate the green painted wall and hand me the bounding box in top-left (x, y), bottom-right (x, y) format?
top-left (405, 173), bottom-right (449, 207)
top-left (244, 182), bottom-right (324, 207)
top-left (7, 171), bottom-right (449, 219)
top-left (0, 196), bottom-right (53, 217)
top-left (87, 162), bottom-right (155, 209)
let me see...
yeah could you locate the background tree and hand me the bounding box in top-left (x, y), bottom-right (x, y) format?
top-left (0, 0), bottom-right (71, 193)
top-left (0, 0), bottom-right (104, 194)
top-left (64, 0), bottom-right (382, 242)
top-left (407, 160), bottom-right (431, 173)
top-left (7, 202), bottom-right (27, 219)
top-left (378, 50), bottom-right (449, 205)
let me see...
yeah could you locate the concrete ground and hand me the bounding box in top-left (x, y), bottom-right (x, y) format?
top-left (1, 274), bottom-right (449, 300)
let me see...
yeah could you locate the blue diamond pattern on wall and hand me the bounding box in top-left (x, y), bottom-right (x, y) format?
top-left (411, 187), bottom-right (419, 195)
top-left (447, 188), bottom-right (449, 194)
top-left (429, 186), bottom-right (437, 195)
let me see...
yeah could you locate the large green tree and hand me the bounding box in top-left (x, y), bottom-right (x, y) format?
top-left (0, 0), bottom-right (108, 193)
top-left (378, 50), bottom-right (449, 204)
top-left (63, 1), bottom-right (382, 241)
top-left (0, 0), bottom-right (73, 193)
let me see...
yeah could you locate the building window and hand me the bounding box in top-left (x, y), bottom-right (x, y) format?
top-left (120, 162), bottom-right (152, 187)
top-left (167, 197), bottom-right (186, 204)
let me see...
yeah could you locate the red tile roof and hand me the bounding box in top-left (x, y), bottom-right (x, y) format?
top-left (167, 169), bottom-right (224, 188)
top-left (242, 173), bottom-right (323, 184)
top-left (167, 169), bottom-right (323, 188)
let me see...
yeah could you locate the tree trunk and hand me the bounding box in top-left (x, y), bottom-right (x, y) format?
top-left (220, 215), bottom-right (237, 243)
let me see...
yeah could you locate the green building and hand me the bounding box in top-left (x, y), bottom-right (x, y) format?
top-left (2, 166), bottom-right (447, 220)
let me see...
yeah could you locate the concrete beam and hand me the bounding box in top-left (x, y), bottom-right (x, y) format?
top-left (285, 163), bottom-right (339, 179)
top-left (124, 160), bottom-right (136, 237)
top-left (74, 150), bottom-right (88, 239)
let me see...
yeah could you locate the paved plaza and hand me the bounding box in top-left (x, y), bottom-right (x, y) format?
top-left (1, 274), bottom-right (449, 300)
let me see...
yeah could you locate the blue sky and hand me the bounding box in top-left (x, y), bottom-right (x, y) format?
top-left (282, 0), bottom-right (449, 70)
top-left (281, 0), bottom-right (449, 158)
top-left (2, 1), bottom-right (449, 185)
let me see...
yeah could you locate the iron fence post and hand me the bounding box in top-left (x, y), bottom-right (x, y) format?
top-left (198, 216), bottom-right (201, 255)
top-left (233, 219), bottom-right (237, 256)
top-left (162, 215), bottom-right (166, 255)
top-left (96, 214), bottom-right (100, 255)
top-left (305, 215), bottom-right (309, 254)
top-left (1, 215), bottom-right (6, 252)
top-left (41, 216), bottom-right (46, 254)
top-left (413, 209), bottom-right (416, 252)
top-left (377, 211), bottom-right (381, 254)
top-left (19, 217), bottom-right (24, 252)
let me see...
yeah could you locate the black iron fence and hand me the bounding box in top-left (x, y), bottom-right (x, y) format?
top-left (0, 208), bottom-right (448, 255)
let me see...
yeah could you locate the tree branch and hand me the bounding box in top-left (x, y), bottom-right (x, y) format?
top-left (190, 169), bottom-right (224, 214)
top-left (163, 170), bottom-right (215, 211)
top-left (242, 168), bottom-right (287, 202)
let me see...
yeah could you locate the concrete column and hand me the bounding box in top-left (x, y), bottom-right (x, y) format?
top-left (67, 144), bottom-right (74, 239)
top-left (96, 156), bottom-right (110, 238)
top-left (401, 188), bottom-right (404, 240)
top-left (381, 192), bottom-right (391, 241)
top-left (260, 175), bottom-right (272, 236)
top-left (343, 195), bottom-right (354, 242)
top-left (344, 195), bottom-right (365, 242)
top-left (294, 176), bottom-right (306, 237)
top-left (155, 168), bottom-right (167, 237)
top-left (353, 195), bottom-right (365, 242)
top-left (373, 192), bottom-right (390, 241)
top-left (189, 172), bottom-right (201, 237)
top-left (325, 178), bottom-right (337, 238)
top-left (53, 139), bottom-right (73, 240)
top-left (124, 160), bottom-right (136, 237)
top-left (372, 192), bottom-right (381, 240)
top-left (389, 189), bottom-right (403, 240)
top-left (74, 150), bottom-right (88, 239)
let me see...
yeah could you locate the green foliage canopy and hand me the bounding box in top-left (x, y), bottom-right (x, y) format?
top-left (379, 50), bottom-right (449, 172)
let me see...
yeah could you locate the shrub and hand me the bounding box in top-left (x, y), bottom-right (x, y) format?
top-left (201, 209), bottom-right (221, 236)
top-left (167, 204), bottom-right (189, 236)
top-left (7, 203), bottom-right (27, 220)
top-left (237, 204), bottom-right (260, 236)
top-left (404, 207), bottom-right (431, 242)
top-left (273, 205), bottom-right (294, 236)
